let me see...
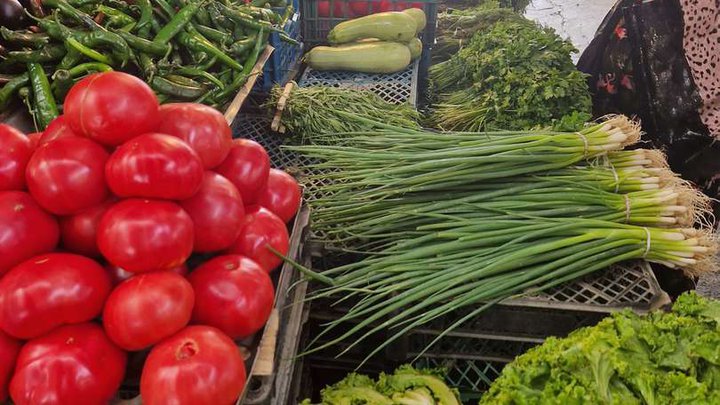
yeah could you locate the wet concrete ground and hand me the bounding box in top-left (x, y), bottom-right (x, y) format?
top-left (525, 0), bottom-right (618, 60)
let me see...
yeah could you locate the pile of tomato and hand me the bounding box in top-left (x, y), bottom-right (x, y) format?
top-left (0, 71), bottom-right (301, 405)
top-left (317, 0), bottom-right (424, 18)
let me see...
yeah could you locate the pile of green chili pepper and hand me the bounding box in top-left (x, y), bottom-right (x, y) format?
top-left (0, 0), bottom-right (299, 129)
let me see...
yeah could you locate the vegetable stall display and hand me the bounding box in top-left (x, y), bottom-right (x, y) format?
top-left (305, 9), bottom-right (425, 74)
top-left (0, 71), bottom-right (301, 404)
top-left (289, 114), bottom-right (717, 364)
top-left (0, 0), bottom-right (298, 129)
top-left (481, 292), bottom-right (720, 404)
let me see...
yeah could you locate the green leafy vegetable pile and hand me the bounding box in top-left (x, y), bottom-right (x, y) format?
top-left (429, 20), bottom-right (592, 132)
top-left (481, 292), bottom-right (720, 404)
top-left (302, 365), bottom-right (461, 405)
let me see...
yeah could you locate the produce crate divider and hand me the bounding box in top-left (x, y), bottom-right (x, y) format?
top-left (299, 60), bottom-right (420, 106)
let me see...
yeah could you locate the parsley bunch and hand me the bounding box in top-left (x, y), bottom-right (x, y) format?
top-left (429, 21), bottom-right (592, 131)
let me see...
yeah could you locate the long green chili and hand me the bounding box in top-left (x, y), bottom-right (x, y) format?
top-left (27, 63), bottom-right (59, 129)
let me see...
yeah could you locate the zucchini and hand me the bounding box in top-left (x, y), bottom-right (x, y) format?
top-left (327, 12), bottom-right (416, 45)
top-left (402, 8), bottom-right (426, 33)
top-left (306, 42), bottom-right (412, 74)
top-left (407, 37), bottom-right (422, 60)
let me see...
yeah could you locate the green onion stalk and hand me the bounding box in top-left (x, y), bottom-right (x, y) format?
top-left (300, 219), bottom-right (718, 365)
top-left (266, 84), bottom-right (420, 145)
top-left (289, 115), bottom-right (641, 202)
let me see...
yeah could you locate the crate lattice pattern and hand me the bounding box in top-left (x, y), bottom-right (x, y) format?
top-left (299, 61), bottom-right (418, 106)
top-left (414, 357), bottom-right (507, 394)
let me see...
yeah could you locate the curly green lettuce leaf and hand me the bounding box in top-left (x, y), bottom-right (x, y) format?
top-left (377, 366), bottom-right (460, 405)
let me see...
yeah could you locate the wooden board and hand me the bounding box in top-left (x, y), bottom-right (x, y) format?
top-left (224, 45), bottom-right (275, 125)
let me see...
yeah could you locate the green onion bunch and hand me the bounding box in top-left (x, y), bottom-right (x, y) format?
top-left (287, 113), bottom-right (718, 361)
top-left (266, 84), bottom-right (420, 145)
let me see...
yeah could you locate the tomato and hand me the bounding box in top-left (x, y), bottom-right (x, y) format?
top-left (64, 71), bottom-right (159, 146)
top-left (410, 2), bottom-right (423, 8)
top-left (215, 139), bottom-right (270, 205)
top-left (189, 255), bottom-right (274, 339)
top-left (103, 271), bottom-right (194, 351)
top-left (106, 263), bottom-right (189, 286)
top-left (140, 325), bottom-right (246, 405)
top-left (106, 133), bottom-right (204, 200)
top-left (0, 191), bottom-right (59, 276)
top-left (378, 0), bottom-right (393, 11)
top-left (38, 115), bottom-right (79, 147)
top-left (98, 199), bottom-right (194, 273)
top-left (0, 124), bottom-right (32, 191)
top-left (10, 323), bottom-right (126, 405)
top-left (26, 132), bottom-right (42, 149)
top-left (255, 169), bottom-right (301, 223)
top-left (0, 331), bottom-right (21, 402)
top-left (59, 198), bottom-right (116, 257)
top-left (349, 0), bottom-right (371, 16)
top-left (317, 0), bottom-right (349, 17)
top-left (394, 1), bottom-right (408, 10)
top-left (156, 103), bottom-right (233, 169)
top-left (0, 253), bottom-right (111, 339)
top-left (180, 172), bottom-right (244, 253)
top-left (26, 137), bottom-right (110, 215)
top-left (226, 206), bottom-right (289, 272)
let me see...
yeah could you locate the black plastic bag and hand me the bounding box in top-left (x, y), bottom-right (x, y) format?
top-left (578, 0), bottom-right (714, 196)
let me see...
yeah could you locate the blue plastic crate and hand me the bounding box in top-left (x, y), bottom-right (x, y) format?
top-left (254, 12), bottom-right (303, 93)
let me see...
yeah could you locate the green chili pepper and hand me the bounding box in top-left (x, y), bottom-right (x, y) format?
top-left (115, 30), bottom-right (171, 56)
top-left (65, 37), bottom-right (113, 64)
top-left (97, 5), bottom-right (136, 28)
top-left (153, 0), bottom-right (208, 44)
top-left (138, 52), bottom-right (157, 80)
top-left (44, 0), bottom-right (100, 30)
top-left (6, 46), bottom-right (67, 64)
top-left (176, 31), bottom-right (242, 70)
top-left (217, 3), bottom-right (298, 44)
top-left (68, 62), bottom-right (113, 76)
top-left (0, 27), bottom-right (50, 47)
top-left (155, 0), bottom-right (176, 15)
top-left (202, 26), bottom-right (264, 104)
top-left (39, 18), bottom-right (131, 67)
top-left (175, 66), bottom-right (225, 89)
top-left (151, 75), bottom-right (205, 99)
top-left (198, 55), bottom-right (217, 71)
top-left (27, 63), bottom-right (59, 130)
top-left (229, 34), bottom-right (255, 56)
top-left (194, 24), bottom-right (231, 45)
top-left (133, 0), bottom-right (153, 38)
top-left (0, 74), bottom-right (29, 110)
top-left (51, 69), bottom-right (74, 101)
top-left (194, 7), bottom-right (212, 26)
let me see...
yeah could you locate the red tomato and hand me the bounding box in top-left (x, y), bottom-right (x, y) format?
top-left (255, 169), bottom-right (301, 223)
top-left (0, 331), bottom-right (21, 402)
top-left (26, 137), bottom-right (110, 215)
top-left (0, 124), bottom-right (32, 191)
top-left (349, 0), bottom-right (371, 15)
top-left (215, 139), bottom-right (270, 205)
top-left (59, 198), bottom-right (116, 257)
top-left (156, 103), bottom-right (233, 169)
top-left (226, 206), bottom-right (289, 272)
top-left (106, 133), bottom-right (204, 200)
top-left (378, 0), bottom-right (393, 11)
top-left (64, 72), bottom-right (159, 146)
top-left (98, 199), bottom-right (194, 273)
top-left (141, 325), bottom-right (246, 405)
top-left (106, 263), bottom-right (189, 286)
top-left (317, 0), bottom-right (348, 17)
top-left (394, 1), bottom-right (408, 10)
top-left (189, 255), bottom-right (274, 339)
top-left (38, 115), bottom-right (79, 147)
top-left (10, 323), bottom-right (126, 405)
top-left (0, 253), bottom-right (111, 339)
top-left (103, 272), bottom-right (194, 351)
top-left (410, 2), bottom-right (423, 8)
top-left (0, 191), bottom-right (59, 276)
top-left (26, 132), bottom-right (42, 149)
top-left (180, 172), bottom-right (244, 253)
